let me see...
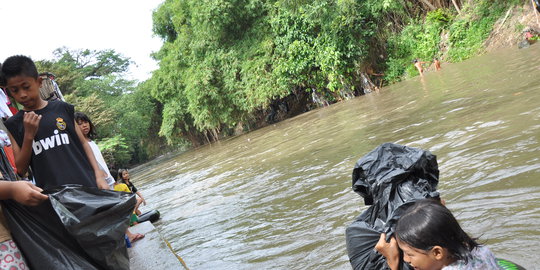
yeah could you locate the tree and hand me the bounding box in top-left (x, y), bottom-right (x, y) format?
top-left (35, 47), bottom-right (132, 95)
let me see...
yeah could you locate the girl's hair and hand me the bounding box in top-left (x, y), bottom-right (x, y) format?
top-left (117, 169), bottom-right (129, 183)
top-left (395, 199), bottom-right (478, 264)
top-left (74, 112), bottom-right (97, 139)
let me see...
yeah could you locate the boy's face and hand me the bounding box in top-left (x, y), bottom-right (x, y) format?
top-left (5, 75), bottom-right (44, 110)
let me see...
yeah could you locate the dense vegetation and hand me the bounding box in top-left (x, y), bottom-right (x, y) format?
top-left (32, 0), bottom-right (525, 167)
top-left (147, 0), bottom-right (522, 145)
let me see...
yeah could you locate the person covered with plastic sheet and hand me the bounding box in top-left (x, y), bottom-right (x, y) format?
top-left (117, 169), bottom-right (146, 210)
top-left (346, 143), bottom-right (440, 270)
top-left (74, 112), bottom-right (115, 189)
top-left (1, 55), bottom-right (109, 190)
top-left (375, 198), bottom-right (499, 270)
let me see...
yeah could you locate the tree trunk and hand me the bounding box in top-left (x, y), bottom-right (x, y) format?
top-left (358, 72), bottom-right (379, 94)
top-left (417, 0), bottom-right (436, 11)
top-left (451, 0), bottom-right (462, 15)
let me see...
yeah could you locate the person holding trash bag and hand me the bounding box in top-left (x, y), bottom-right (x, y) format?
top-left (1, 55), bottom-right (135, 270)
top-left (346, 143), bottom-right (440, 270)
top-left (346, 143), bottom-right (520, 270)
top-left (1, 55), bottom-right (109, 190)
top-left (0, 180), bottom-right (48, 269)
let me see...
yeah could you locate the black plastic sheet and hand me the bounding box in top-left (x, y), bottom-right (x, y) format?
top-left (346, 143), bottom-right (440, 270)
top-left (2, 185), bottom-right (136, 270)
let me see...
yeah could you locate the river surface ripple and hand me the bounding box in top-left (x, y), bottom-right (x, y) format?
top-left (132, 45), bottom-right (540, 270)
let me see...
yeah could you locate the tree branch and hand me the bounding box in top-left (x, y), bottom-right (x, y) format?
top-left (417, 0), bottom-right (436, 11)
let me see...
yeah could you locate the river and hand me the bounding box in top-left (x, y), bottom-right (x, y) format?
top-left (131, 45), bottom-right (540, 270)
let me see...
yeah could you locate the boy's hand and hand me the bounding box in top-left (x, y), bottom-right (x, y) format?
top-left (23, 112), bottom-right (42, 139)
top-left (10, 181), bottom-right (48, 206)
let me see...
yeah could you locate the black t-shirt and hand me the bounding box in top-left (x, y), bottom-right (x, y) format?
top-left (4, 101), bottom-right (96, 189)
top-left (124, 181), bottom-right (138, 193)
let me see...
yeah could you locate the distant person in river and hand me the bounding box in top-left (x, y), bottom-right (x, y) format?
top-left (75, 112), bottom-right (115, 189)
top-left (118, 168), bottom-right (147, 213)
top-left (434, 58), bottom-right (442, 71)
top-left (375, 199), bottom-right (499, 270)
top-left (413, 59), bottom-right (429, 74)
top-left (1, 55), bottom-right (109, 190)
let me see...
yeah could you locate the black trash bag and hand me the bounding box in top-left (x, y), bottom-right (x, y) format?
top-left (2, 185), bottom-right (136, 270)
top-left (346, 143), bottom-right (440, 270)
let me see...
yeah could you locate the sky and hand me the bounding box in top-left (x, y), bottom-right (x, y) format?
top-left (0, 0), bottom-right (165, 81)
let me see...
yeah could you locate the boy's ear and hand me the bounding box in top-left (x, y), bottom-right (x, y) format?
top-left (430, 246), bottom-right (445, 260)
top-left (37, 76), bottom-right (43, 87)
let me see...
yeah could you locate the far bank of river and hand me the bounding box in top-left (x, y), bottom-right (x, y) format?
top-left (131, 44), bottom-right (540, 269)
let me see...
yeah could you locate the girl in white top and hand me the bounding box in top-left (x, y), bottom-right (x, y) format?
top-left (75, 112), bottom-right (115, 189)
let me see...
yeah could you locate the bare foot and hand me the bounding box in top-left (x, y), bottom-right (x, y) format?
top-left (127, 231), bottom-right (145, 243)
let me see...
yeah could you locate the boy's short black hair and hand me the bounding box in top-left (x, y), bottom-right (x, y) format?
top-left (1, 55), bottom-right (39, 83)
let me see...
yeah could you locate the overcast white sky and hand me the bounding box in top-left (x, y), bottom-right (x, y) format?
top-left (0, 0), bottom-right (165, 81)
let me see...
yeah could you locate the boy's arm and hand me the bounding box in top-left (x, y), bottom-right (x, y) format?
top-left (9, 112), bottom-right (42, 176)
top-left (74, 120), bottom-right (109, 189)
top-left (375, 233), bottom-right (400, 270)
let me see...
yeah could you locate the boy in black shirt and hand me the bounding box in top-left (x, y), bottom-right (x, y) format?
top-left (1, 55), bottom-right (108, 190)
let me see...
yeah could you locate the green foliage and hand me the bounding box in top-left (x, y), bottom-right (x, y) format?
top-left (385, 16), bottom-right (443, 82)
top-left (148, 0), bottom-right (525, 146)
top-left (149, 0), bottom-right (376, 144)
top-left (65, 93), bottom-right (117, 138)
top-left (383, 0), bottom-right (518, 82)
top-left (446, 0), bottom-right (509, 61)
top-left (426, 9), bottom-right (453, 26)
top-left (96, 135), bottom-right (131, 168)
top-left (36, 48), bottom-right (132, 95)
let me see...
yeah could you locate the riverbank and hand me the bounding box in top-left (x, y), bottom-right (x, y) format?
top-left (234, 1), bottom-right (540, 135)
top-left (143, 0), bottom-right (539, 152)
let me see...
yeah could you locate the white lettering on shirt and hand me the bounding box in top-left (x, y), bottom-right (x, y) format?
top-left (32, 129), bottom-right (70, 155)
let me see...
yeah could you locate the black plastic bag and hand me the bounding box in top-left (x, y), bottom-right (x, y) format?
top-left (2, 185), bottom-right (136, 270)
top-left (346, 143), bottom-right (440, 270)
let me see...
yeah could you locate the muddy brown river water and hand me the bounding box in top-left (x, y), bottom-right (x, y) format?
top-left (132, 45), bottom-right (540, 269)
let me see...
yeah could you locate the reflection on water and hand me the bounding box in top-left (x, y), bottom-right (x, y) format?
top-left (132, 45), bottom-right (540, 270)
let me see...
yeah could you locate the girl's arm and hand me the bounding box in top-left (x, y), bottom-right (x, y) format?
top-left (10, 112), bottom-right (42, 176)
top-left (135, 191), bottom-right (146, 205)
top-left (375, 233), bottom-right (400, 270)
top-left (74, 120), bottom-right (109, 189)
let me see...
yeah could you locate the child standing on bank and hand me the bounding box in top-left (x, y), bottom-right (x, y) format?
top-left (74, 112), bottom-right (115, 189)
top-left (1, 55), bottom-right (108, 190)
top-left (376, 199), bottom-right (499, 270)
